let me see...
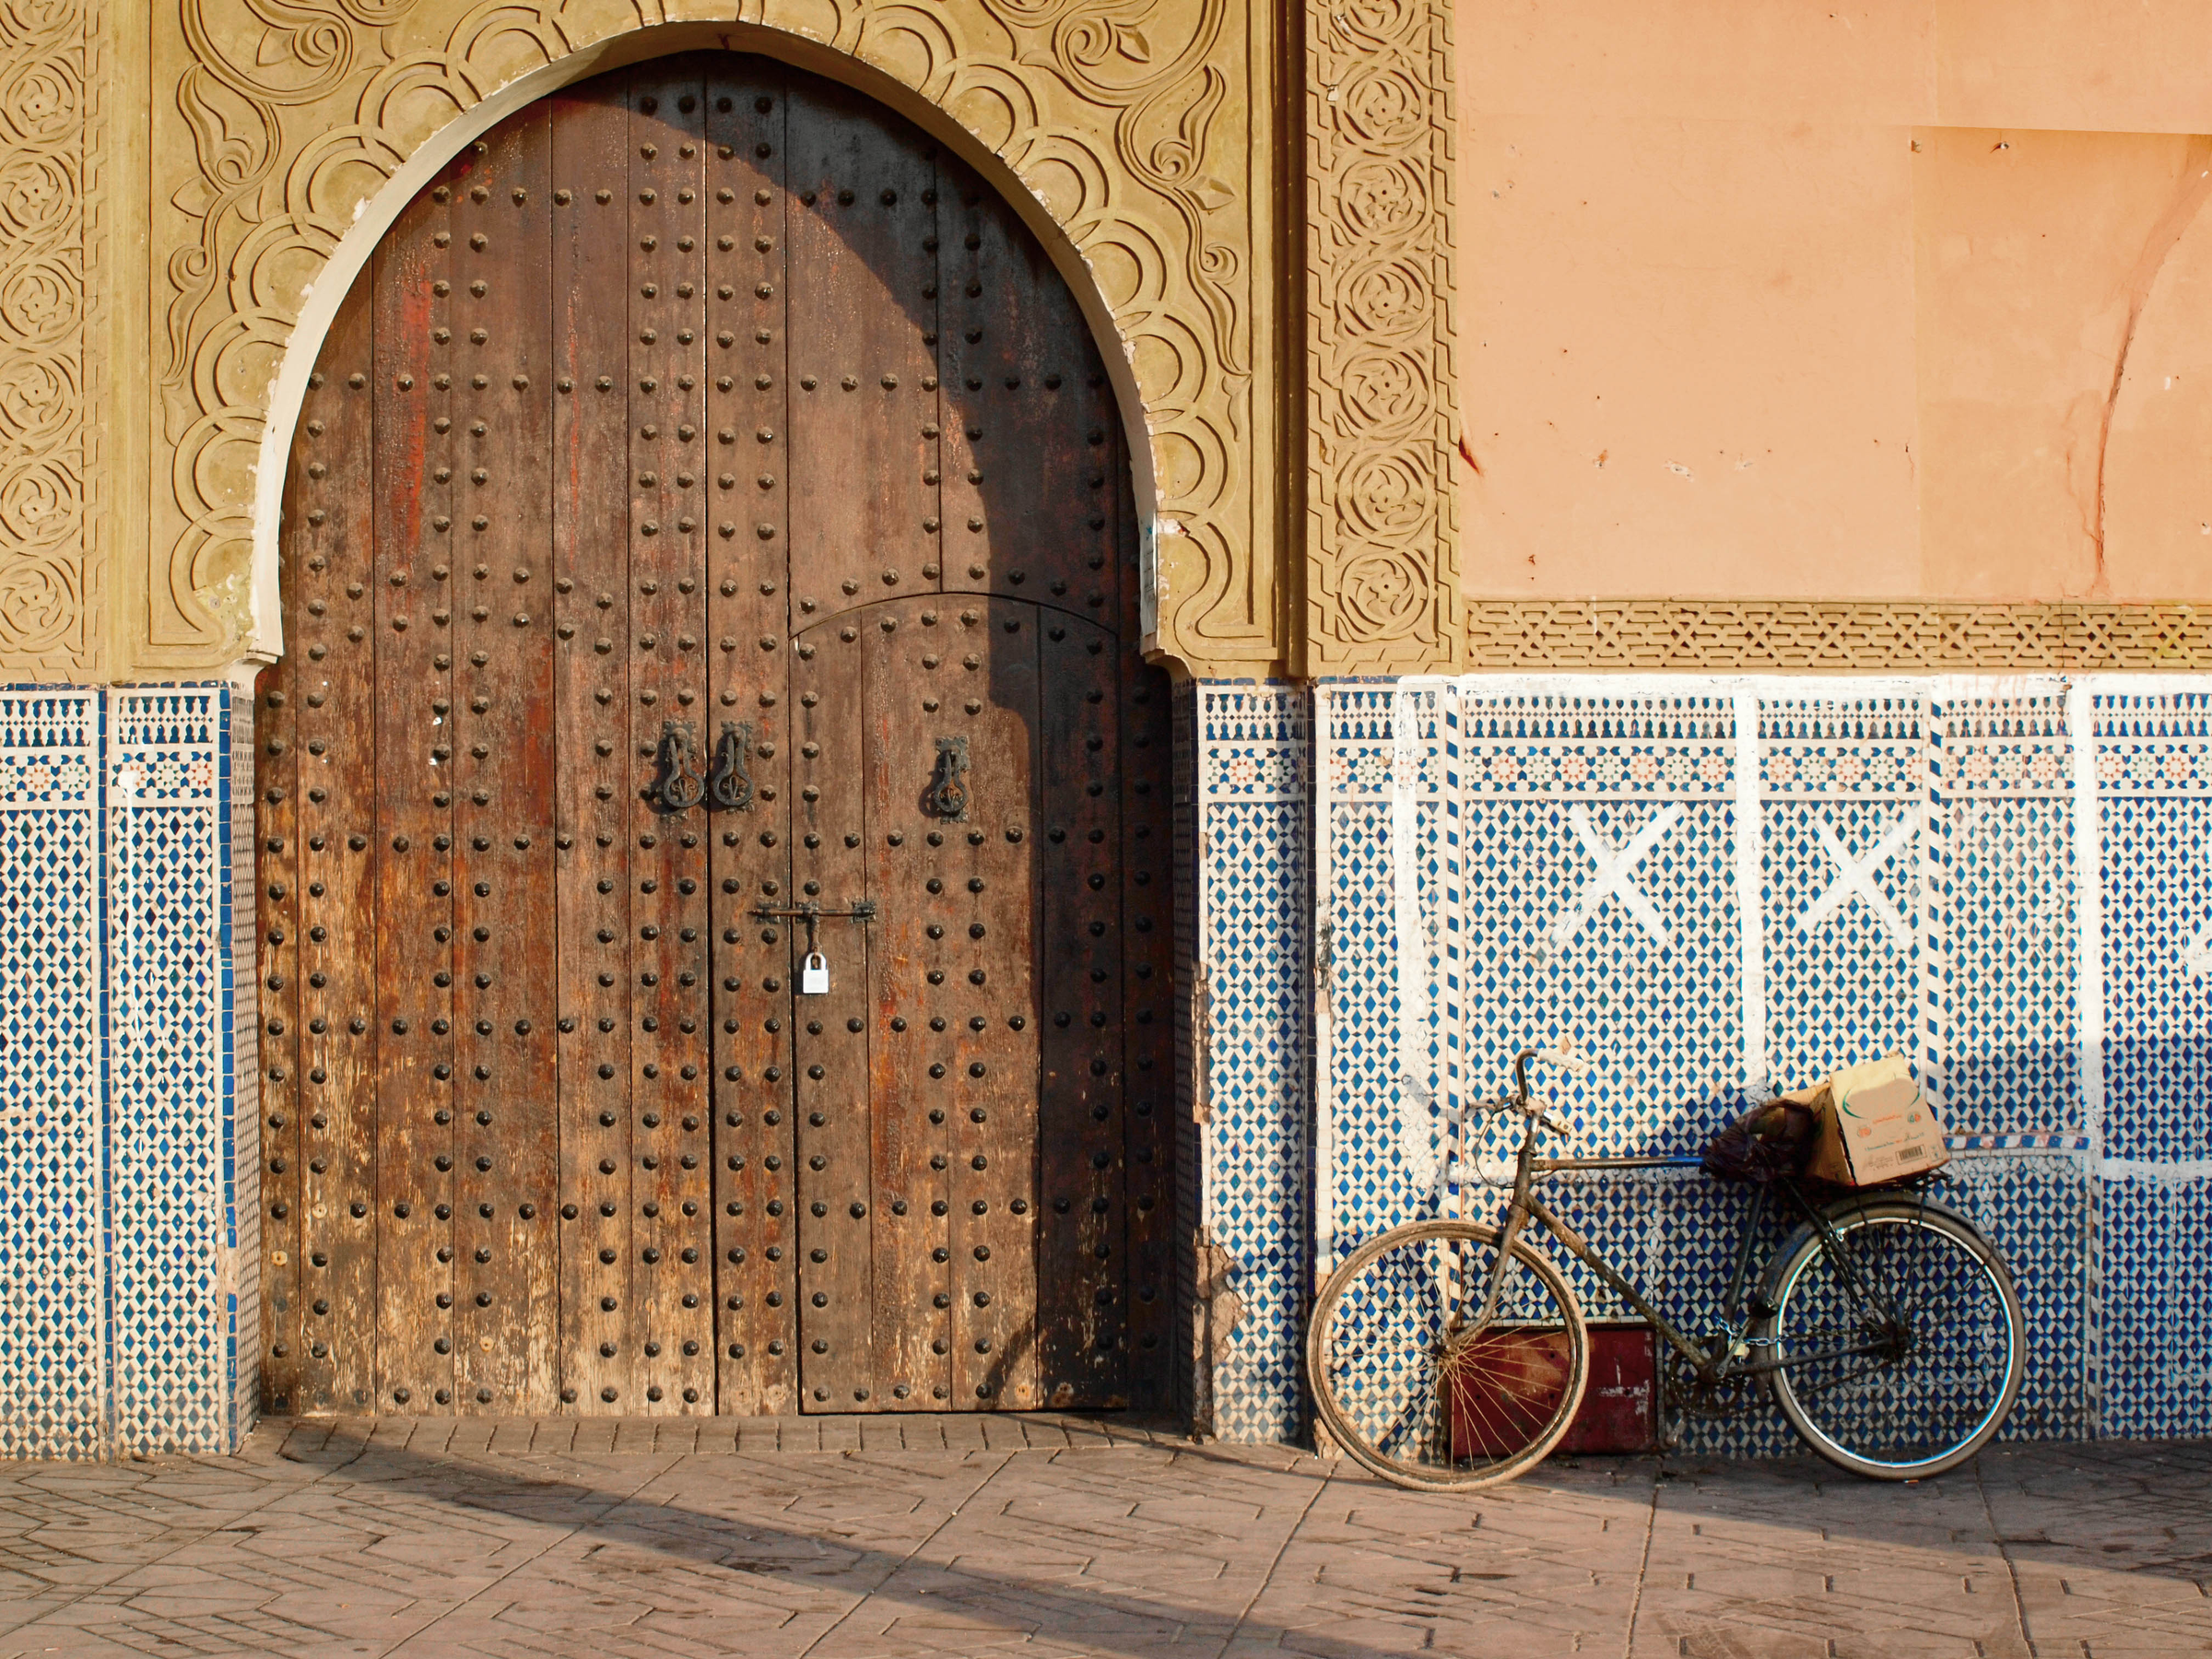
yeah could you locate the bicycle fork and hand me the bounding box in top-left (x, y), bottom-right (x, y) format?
top-left (1470, 1200), bottom-right (1535, 1332)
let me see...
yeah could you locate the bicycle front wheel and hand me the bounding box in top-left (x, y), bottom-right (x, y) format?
top-left (1308, 1219), bottom-right (1588, 1490)
top-left (1758, 1196), bottom-right (2025, 1480)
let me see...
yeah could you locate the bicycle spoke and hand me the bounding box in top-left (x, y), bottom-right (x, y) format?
top-left (1767, 1209), bottom-right (2023, 1477)
top-left (1312, 1222), bottom-right (1585, 1488)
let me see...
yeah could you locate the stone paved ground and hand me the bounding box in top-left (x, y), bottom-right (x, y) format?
top-left (0, 1418), bottom-right (2205, 1658)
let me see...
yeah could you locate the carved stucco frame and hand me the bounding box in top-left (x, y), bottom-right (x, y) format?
top-left (135, 0), bottom-right (1288, 679)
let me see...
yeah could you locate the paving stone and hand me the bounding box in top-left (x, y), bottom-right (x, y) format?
top-left (0, 1429), bottom-right (2206, 1657)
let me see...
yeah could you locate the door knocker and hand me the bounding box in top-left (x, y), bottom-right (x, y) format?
top-left (707, 721), bottom-right (756, 811)
top-left (649, 720), bottom-right (705, 813)
top-left (923, 735), bottom-right (970, 820)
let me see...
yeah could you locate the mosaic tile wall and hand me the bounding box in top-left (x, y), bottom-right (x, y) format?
top-left (6, 670), bottom-right (2200, 1453)
top-left (1295, 674), bottom-right (2212, 1447)
top-left (0, 684), bottom-right (247, 1458)
top-left (1191, 684), bottom-right (1312, 1442)
top-left (0, 690), bottom-right (103, 1456)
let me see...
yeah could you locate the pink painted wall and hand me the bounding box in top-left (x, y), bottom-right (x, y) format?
top-left (1459, 0), bottom-right (2212, 602)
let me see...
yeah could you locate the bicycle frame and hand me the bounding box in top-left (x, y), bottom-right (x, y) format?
top-left (1471, 1052), bottom-right (1912, 1384)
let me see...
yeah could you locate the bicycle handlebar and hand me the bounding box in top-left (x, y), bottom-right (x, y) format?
top-left (1478, 1104), bottom-right (1573, 1136)
top-left (1480, 1043), bottom-right (1590, 1143)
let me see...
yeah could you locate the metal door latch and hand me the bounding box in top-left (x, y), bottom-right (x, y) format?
top-left (752, 899), bottom-right (877, 956)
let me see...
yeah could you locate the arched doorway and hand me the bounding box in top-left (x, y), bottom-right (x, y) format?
top-left (254, 53), bottom-right (1174, 1418)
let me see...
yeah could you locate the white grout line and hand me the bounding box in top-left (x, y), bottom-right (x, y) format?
top-left (1734, 690), bottom-right (1764, 1096)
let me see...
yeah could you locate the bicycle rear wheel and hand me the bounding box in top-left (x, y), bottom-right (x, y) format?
top-left (1757, 1196), bottom-right (2024, 1479)
top-left (1308, 1219), bottom-right (1588, 1490)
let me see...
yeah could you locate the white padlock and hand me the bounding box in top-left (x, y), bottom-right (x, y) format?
top-left (800, 951), bottom-right (830, 994)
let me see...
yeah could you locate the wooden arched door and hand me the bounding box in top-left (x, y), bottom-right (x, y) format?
top-left (254, 53), bottom-right (1173, 1418)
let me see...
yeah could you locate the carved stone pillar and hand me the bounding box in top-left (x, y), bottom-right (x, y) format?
top-left (1303, 0), bottom-right (1463, 675)
top-left (0, 0), bottom-right (107, 675)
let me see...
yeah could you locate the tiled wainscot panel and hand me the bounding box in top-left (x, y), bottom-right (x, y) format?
top-left (1192, 685), bottom-right (1312, 1442)
top-left (1306, 676), bottom-right (2212, 1452)
top-left (0, 692), bottom-right (102, 1457)
top-left (0, 685), bottom-right (248, 1458)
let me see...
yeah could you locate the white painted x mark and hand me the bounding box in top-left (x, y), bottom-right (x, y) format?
top-left (2183, 920), bottom-right (2212, 980)
top-left (1549, 804), bottom-right (1681, 947)
top-left (1797, 815), bottom-right (1914, 950)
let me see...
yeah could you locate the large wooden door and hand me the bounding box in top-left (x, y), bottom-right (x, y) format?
top-left (255, 53), bottom-right (1173, 1418)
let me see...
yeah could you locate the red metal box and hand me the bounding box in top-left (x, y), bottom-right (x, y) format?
top-left (1447, 1322), bottom-right (1657, 1458)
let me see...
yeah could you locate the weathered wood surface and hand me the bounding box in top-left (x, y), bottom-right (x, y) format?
top-left (449, 110), bottom-right (561, 1415)
top-left (292, 281), bottom-right (382, 1417)
top-left (550, 77), bottom-right (634, 1417)
top-left (370, 178), bottom-right (457, 1413)
top-left (261, 53), bottom-right (1168, 1417)
top-left (625, 67), bottom-right (718, 1414)
top-left (705, 64), bottom-right (800, 1419)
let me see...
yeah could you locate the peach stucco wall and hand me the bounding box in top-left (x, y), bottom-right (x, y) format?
top-left (1459, 0), bottom-right (2212, 603)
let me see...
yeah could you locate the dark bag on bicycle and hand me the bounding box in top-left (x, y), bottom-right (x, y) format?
top-left (1700, 1093), bottom-right (1820, 1184)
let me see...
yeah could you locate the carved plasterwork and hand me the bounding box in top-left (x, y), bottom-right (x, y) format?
top-left (1467, 599), bottom-right (2212, 672)
top-left (137, 0), bottom-right (1278, 674)
top-left (1302, 0), bottom-right (1458, 675)
top-left (0, 0), bottom-right (101, 674)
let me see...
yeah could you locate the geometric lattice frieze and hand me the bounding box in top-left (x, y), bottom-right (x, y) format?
top-left (1467, 599), bottom-right (2212, 673)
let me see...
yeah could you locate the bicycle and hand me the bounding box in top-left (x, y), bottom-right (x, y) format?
top-left (1306, 1045), bottom-right (2027, 1489)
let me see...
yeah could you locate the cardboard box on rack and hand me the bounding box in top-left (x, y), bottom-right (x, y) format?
top-left (1805, 1052), bottom-right (1949, 1187)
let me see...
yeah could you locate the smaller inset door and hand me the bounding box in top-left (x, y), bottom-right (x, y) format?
top-left (778, 594), bottom-right (1143, 1410)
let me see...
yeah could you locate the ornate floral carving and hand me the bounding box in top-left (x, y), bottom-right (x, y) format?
top-left (1465, 599), bottom-right (2212, 672)
top-left (141, 0), bottom-right (1275, 672)
top-left (1303, 0), bottom-right (1458, 673)
top-left (0, 0), bottom-right (99, 673)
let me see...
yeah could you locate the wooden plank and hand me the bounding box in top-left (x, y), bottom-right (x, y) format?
top-left (371, 169), bottom-right (458, 1412)
top-left (946, 598), bottom-right (1041, 1411)
top-left (783, 76), bottom-right (939, 617)
top-left (550, 71), bottom-right (636, 1416)
top-left (254, 659), bottom-right (300, 1415)
top-left (782, 70), bottom-right (935, 1415)
top-left (1034, 611), bottom-right (1125, 1406)
top-left (788, 609), bottom-right (875, 1410)
top-left (626, 65), bottom-right (716, 1415)
top-left (291, 280), bottom-right (381, 1415)
top-left (449, 105), bottom-right (560, 1416)
top-left (704, 61), bottom-right (800, 1418)
top-left (935, 158), bottom-right (1116, 617)
top-left (861, 595), bottom-right (953, 1408)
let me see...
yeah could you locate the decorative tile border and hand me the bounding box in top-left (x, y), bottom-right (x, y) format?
top-left (0, 691), bottom-right (103, 1457)
top-left (1465, 600), bottom-right (2212, 672)
top-left (1192, 684), bottom-right (1312, 1442)
top-left (0, 685), bottom-right (246, 1458)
